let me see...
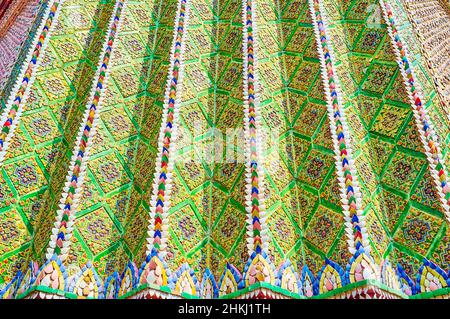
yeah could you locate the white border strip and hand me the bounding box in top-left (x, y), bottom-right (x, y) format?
top-left (46, 0), bottom-right (128, 261)
top-left (146, 0), bottom-right (190, 255)
top-left (308, 0), bottom-right (369, 254)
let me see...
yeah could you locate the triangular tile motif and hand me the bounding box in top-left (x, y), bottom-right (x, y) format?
top-left (0, 0), bottom-right (448, 299)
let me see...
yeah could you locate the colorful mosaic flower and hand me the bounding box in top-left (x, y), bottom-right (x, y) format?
top-left (403, 218), bottom-right (431, 245)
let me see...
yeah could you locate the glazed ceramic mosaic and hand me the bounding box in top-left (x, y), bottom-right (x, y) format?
top-left (0, 0), bottom-right (449, 299)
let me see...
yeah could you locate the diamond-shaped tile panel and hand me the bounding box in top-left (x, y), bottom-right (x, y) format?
top-left (155, 0), bottom-right (176, 24)
top-left (121, 33), bottom-right (149, 60)
top-left (327, 26), bottom-right (350, 56)
top-left (0, 173), bottom-right (15, 212)
top-left (430, 227), bottom-right (450, 271)
top-left (366, 209), bottom-right (390, 260)
top-left (37, 71), bottom-right (72, 101)
top-left (381, 151), bottom-right (426, 195)
top-left (37, 45), bottom-right (63, 73)
top-left (169, 204), bottom-right (207, 255)
top-left (123, 206), bottom-right (148, 255)
top-left (211, 203), bottom-right (246, 255)
top-left (118, 2), bottom-right (139, 32)
top-left (285, 184), bottom-right (316, 231)
top-left (396, 116), bottom-right (425, 153)
top-left (216, 98), bottom-right (244, 132)
top-left (22, 109), bottom-right (61, 146)
top-left (411, 169), bottom-right (445, 213)
top-left (312, 115), bottom-right (333, 149)
top-left (336, 62), bottom-right (357, 100)
top-left (192, 0), bottom-right (215, 22)
top-left (268, 206), bottom-right (297, 256)
top-left (218, 26), bottom-right (242, 58)
top-left (302, 245), bottom-right (324, 276)
top-left (64, 230), bottom-right (91, 272)
top-left (184, 64), bottom-right (212, 95)
top-left (4, 127), bottom-right (34, 161)
top-left (190, 27), bottom-right (215, 56)
top-left (353, 28), bottom-right (385, 55)
top-left (320, 168), bottom-right (342, 208)
top-left (362, 63), bottom-right (396, 95)
top-left (138, 101), bottom-right (163, 142)
top-left (175, 150), bottom-right (209, 192)
top-left (258, 28), bottom-right (281, 55)
top-left (179, 102), bottom-right (210, 137)
top-left (352, 94), bottom-right (380, 128)
top-left (283, 91), bottom-right (307, 125)
top-left (265, 149), bottom-right (293, 195)
top-left (285, 26), bottom-right (314, 54)
top-left (303, 34), bottom-right (321, 60)
top-left (0, 209), bottom-right (31, 258)
top-left (128, 142), bottom-right (157, 193)
top-left (281, 0), bottom-right (309, 21)
top-left (169, 168), bottom-right (191, 210)
top-left (293, 101), bottom-right (327, 139)
top-left (163, 239), bottom-right (186, 274)
top-left (51, 36), bottom-right (84, 64)
top-left (128, 2), bottom-right (155, 26)
top-left (339, 22), bottom-right (360, 48)
top-left (76, 208), bottom-right (121, 257)
top-left (374, 35), bottom-right (396, 62)
top-left (289, 61), bottom-right (320, 93)
top-left (304, 205), bottom-right (343, 255)
top-left (260, 100), bottom-right (288, 132)
top-left (213, 161), bottom-right (244, 191)
top-left (354, 153), bottom-right (378, 195)
top-left (347, 56), bottom-right (371, 87)
top-left (208, 185), bottom-right (229, 227)
top-left (329, 232), bottom-right (353, 269)
top-left (63, 2), bottom-right (96, 30)
top-left (4, 157), bottom-right (47, 197)
top-left (190, 181), bottom-right (212, 218)
top-left (393, 247), bottom-right (422, 279)
top-left (77, 171), bottom-right (102, 212)
top-left (297, 150), bottom-right (334, 190)
top-left (105, 187), bottom-right (135, 227)
top-left (111, 34), bottom-right (132, 67)
top-left (22, 82), bottom-right (49, 113)
top-left (115, 139), bottom-right (138, 172)
top-left (344, 0), bottom-right (378, 20)
top-left (394, 207), bottom-right (443, 257)
top-left (385, 71), bottom-right (410, 104)
top-left (217, 61), bottom-right (242, 92)
top-left (89, 122), bottom-right (114, 156)
top-left (94, 244), bottom-right (129, 279)
top-left (374, 187), bottom-right (408, 234)
top-left (370, 104), bottom-right (410, 139)
top-left (111, 66), bottom-right (142, 98)
top-left (0, 237), bottom-right (30, 284)
top-left (102, 106), bottom-right (137, 141)
top-left (366, 137), bottom-right (393, 175)
top-left (279, 133), bottom-right (310, 175)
